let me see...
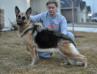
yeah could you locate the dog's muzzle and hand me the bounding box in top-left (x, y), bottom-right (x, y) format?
top-left (17, 20), bottom-right (25, 26)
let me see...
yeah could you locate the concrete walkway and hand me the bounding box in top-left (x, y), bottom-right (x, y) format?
top-left (68, 27), bottom-right (97, 32)
top-left (68, 23), bottom-right (97, 32)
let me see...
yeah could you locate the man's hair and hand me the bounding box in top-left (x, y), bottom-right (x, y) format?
top-left (46, 1), bottom-right (58, 7)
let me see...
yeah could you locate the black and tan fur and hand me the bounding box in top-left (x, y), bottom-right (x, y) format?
top-left (15, 6), bottom-right (87, 68)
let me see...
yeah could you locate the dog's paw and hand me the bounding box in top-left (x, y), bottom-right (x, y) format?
top-left (82, 62), bottom-right (87, 68)
top-left (30, 56), bottom-right (39, 66)
top-left (74, 61), bottom-right (87, 68)
top-left (64, 59), bottom-right (87, 68)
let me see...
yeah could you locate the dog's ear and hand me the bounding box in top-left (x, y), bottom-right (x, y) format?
top-left (26, 7), bottom-right (32, 18)
top-left (15, 6), bottom-right (20, 16)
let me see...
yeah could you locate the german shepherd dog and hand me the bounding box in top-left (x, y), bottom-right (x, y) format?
top-left (15, 6), bottom-right (87, 68)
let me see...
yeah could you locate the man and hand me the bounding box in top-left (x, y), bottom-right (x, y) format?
top-left (30, 1), bottom-right (75, 59)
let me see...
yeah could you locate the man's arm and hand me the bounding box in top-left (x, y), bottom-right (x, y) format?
top-left (30, 13), bottom-right (43, 23)
top-left (60, 16), bottom-right (68, 35)
top-left (59, 16), bottom-right (76, 46)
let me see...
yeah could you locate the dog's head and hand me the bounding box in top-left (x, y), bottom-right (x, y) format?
top-left (15, 6), bottom-right (32, 26)
top-left (15, 6), bottom-right (44, 35)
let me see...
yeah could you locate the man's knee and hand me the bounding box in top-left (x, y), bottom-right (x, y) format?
top-left (67, 32), bottom-right (75, 41)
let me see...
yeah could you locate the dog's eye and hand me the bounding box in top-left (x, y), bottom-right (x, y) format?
top-left (22, 17), bottom-right (26, 20)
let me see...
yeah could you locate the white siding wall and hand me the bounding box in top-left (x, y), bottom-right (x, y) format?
top-left (0, 0), bottom-right (29, 29)
top-left (30, 0), bottom-right (60, 14)
top-left (31, 0), bottom-right (49, 14)
top-left (77, 7), bottom-right (87, 23)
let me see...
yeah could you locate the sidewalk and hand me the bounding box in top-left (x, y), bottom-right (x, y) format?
top-left (68, 23), bottom-right (97, 32)
top-left (68, 23), bottom-right (97, 28)
top-left (68, 27), bottom-right (97, 32)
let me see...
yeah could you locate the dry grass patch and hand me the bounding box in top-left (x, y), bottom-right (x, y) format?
top-left (0, 31), bottom-right (97, 74)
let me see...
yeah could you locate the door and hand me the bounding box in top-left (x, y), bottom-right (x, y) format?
top-left (0, 9), bottom-right (4, 31)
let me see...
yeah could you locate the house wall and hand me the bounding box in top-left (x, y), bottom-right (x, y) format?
top-left (61, 9), bottom-right (72, 23)
top-left (0, 0), bottom-right (29, 30)
top-left (30, 0), bottom-right (49, 14)
top-left (61, 9), bottom-right (77, 23)
top-left (77, 7), bottom-right (87, 23)
top-left (30, 0), bottom-right (60, 14)
top-left (61, 7), bottom-right (88, 23)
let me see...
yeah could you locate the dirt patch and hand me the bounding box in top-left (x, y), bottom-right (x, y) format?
top-left (0, 31), bottom-right (97, 74)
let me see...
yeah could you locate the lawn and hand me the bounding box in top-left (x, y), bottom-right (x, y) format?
top-left (0, 31), bottom-right (97, 74)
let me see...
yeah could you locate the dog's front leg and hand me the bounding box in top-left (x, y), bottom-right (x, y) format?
top-left (26, 32), bottom-right (39, 66)
top-left (27, 41), bottom-right (39, 66)
top-left (29, 44), bottom-right (39, 66)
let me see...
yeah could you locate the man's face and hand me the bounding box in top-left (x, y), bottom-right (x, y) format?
top-left (47, 4), bottom-right (57, 16)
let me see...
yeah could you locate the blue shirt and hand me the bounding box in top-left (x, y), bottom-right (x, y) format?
top-left (30, 12), bottom-right (68, 35)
